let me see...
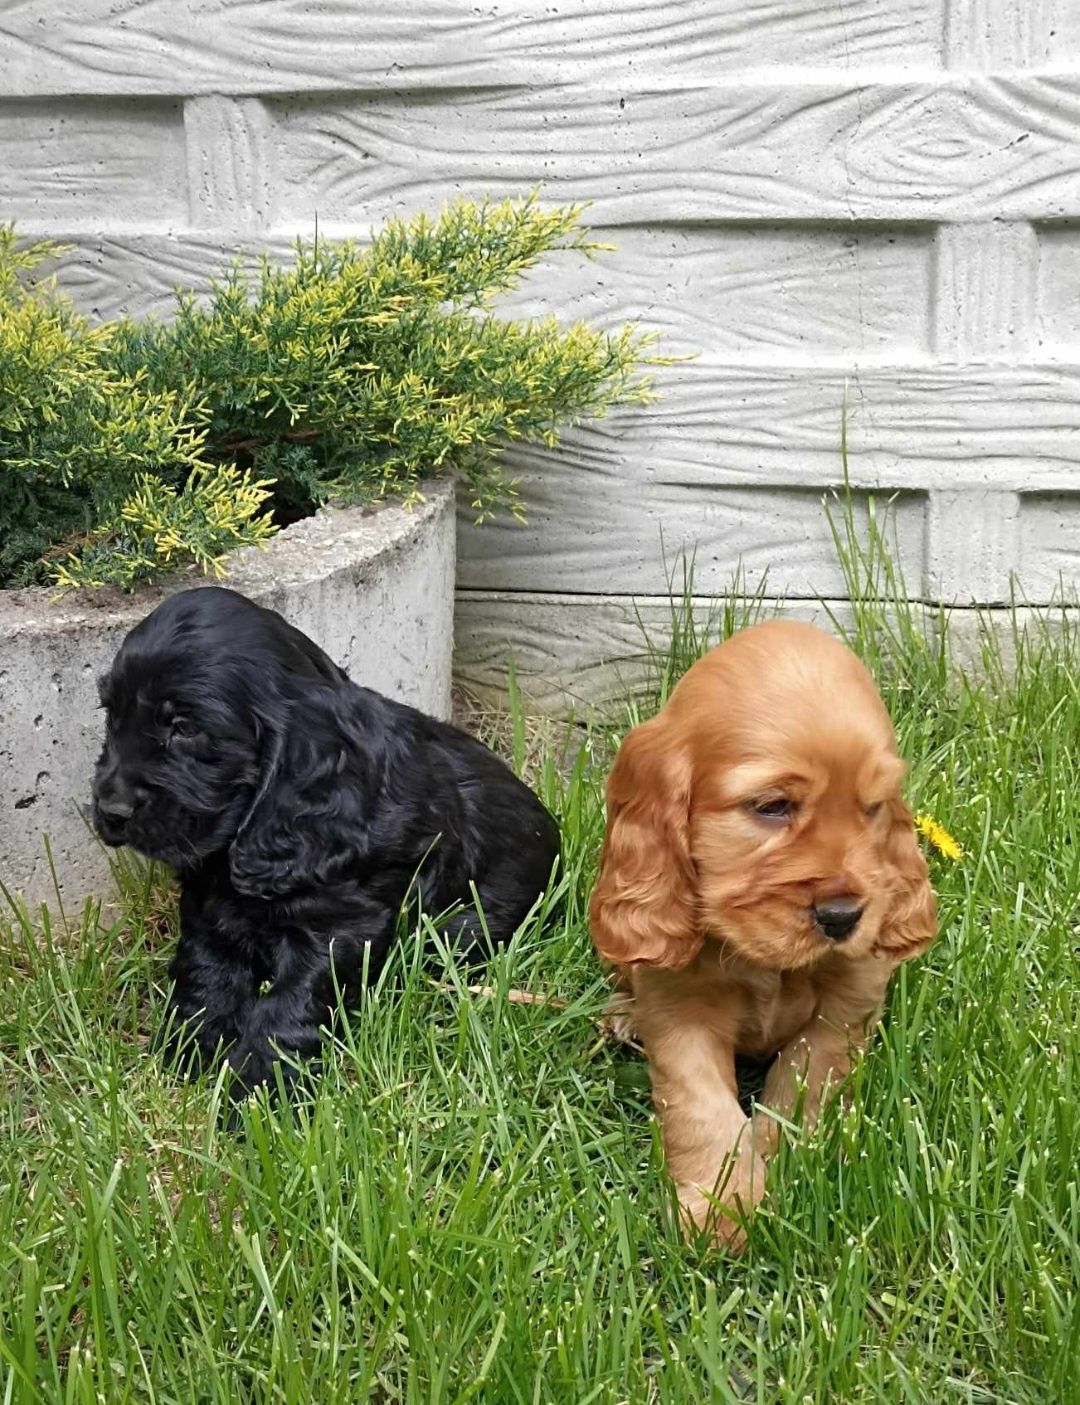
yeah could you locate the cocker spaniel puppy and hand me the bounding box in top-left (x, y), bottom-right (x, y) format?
top-left (92, 587), bottom-right (559, 1099)
top-left (589, 620), bottom-right (937, 1250)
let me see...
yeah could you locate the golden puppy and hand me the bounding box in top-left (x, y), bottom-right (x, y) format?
top-left (589, 620), bottom-right (937, 1250)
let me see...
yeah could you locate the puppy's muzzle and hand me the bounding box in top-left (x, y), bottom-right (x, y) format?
top-left (92, 768), bottom-right (140, 843)
top-left (813, 898), bottom-right (864, 941)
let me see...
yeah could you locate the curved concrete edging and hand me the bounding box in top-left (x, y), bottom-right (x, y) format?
top-left (0, 479), bottom-right (455, 909)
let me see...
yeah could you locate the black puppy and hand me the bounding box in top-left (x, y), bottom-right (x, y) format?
top-left (92, 587), bottom-right (559, 1098)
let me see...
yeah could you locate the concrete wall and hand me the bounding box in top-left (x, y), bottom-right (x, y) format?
top-left (2, 1), bottom-right (1080, 712)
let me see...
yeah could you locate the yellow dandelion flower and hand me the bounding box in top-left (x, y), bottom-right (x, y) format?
top-left (914, 813), bottom-right (963, 861)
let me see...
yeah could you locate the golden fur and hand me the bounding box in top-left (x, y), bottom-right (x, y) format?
top-left (589, 620), bottom-right (937, 1250)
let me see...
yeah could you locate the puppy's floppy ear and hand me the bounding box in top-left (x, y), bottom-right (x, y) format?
top-left (588, 715), bottom-right (701, 969)
top-left (229, 684), bottom-right (379, 900)
top-left (874, 797), bottom-right (938, 962)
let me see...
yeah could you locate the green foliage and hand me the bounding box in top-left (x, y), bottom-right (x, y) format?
top-left (0, 227), bottom-right (273, 590)
top-left (51, 467), bottom-right (276, 593)
top-left (0, 197), bottom-right (660, 590)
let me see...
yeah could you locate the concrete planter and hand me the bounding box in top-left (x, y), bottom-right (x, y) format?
top-left (0, 479), bottom-right (455, 910)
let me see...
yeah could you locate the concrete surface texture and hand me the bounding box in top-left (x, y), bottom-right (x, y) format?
top-left (0, 482), bottom-right (455, 909)
top-left (1, 0), bottom-right (1078, 713)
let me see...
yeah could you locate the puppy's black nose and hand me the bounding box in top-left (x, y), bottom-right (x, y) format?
top-left (814, 898), bottom-right (863, 941)
top-left (96, 795), bottom-right (134, 822)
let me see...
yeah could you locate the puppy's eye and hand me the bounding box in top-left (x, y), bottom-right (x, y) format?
top-left (169, 717), bottom-right (198, 741)
top-left (751, 797), bottom-right (795, 822)
top-left (864, 802), bottom-right (883, 819)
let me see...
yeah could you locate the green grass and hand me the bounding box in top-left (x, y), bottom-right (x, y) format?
top-left (2, 518), bottom-right (1079, 1403)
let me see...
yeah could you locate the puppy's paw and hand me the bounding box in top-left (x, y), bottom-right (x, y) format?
top-left (224, 1040), bottom-right (279, 1094)
top-left (675, 1185), bottom-right (750, 1255)
top-left (221, 1041), bottom-right (319, 1128)
top-left (674, 1152), bottom-right (767, 1255)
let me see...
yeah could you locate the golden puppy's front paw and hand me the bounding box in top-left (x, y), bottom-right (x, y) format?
top-left (677, 1186), bottom-right (750, 1253)
top-left (675, 1154), bottom-right (766, 1254)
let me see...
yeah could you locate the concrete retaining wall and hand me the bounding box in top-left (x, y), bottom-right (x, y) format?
top-left (0, 481), bottom-right (455, 910)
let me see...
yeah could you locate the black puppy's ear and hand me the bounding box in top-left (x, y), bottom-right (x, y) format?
top-left (229, 684), bottom-right (380, 900)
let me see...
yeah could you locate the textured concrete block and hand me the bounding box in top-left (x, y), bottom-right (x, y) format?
top-left (0, 98), bottom-right (187, 229)
top-left (1045, 2), bottom-right (1080, 65)
top-left (446, 361), bottom-right (1080, 508)
top-left (454, 591), bottom-right (856, 715)
top-left (264, 80), bottom-right (1080, 229)
top-left (453, 591), bottom-right (1080, 716)
top-left (1018, 493), bottom-right (1080, 600)
top-left (457, 469), bottom-right (927, 599)
top-left (925, 490), bottom-right (1020, 603)
top-left (946, 0), bottom-right (1074, 69)
top-left (1036, 223), bottom-right (1080, 356)
top-left (0, 0), bottom-right (945, 97)
top-left (935, 223), bottom-right (1037, 361)
top-left (501, 223), bottom-right (934, 361)
top-left (184, 96), bottom-right (271, 232)
top-left (0, 483), bottom-right (455, 910)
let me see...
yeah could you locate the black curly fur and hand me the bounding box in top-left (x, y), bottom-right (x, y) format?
top-left (92, 587), bottom-right (560, 1098)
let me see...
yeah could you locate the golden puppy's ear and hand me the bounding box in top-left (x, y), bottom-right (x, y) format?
top-left (588, 716), bottom-right (701, 969)
top-left (874, 799), bottom-right (938, 962)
